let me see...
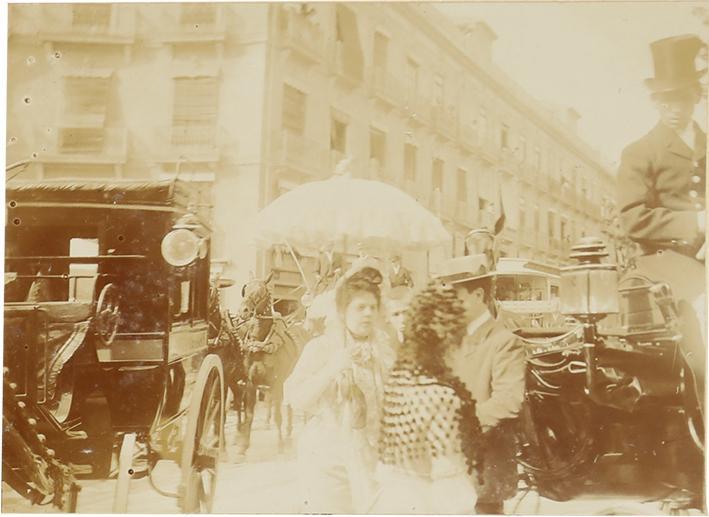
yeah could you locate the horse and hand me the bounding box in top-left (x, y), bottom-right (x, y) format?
top-left (232, 272), bottom-right (307, 456)
top-left (207, 280), bottom-right (246, 419)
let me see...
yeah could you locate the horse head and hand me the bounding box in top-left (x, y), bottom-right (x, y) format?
top-left (239, 271), bottom-right (274, 320)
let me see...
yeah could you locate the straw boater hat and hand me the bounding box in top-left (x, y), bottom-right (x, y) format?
top-left (434, 229), bottom-right (498, 286)
top-left (645, 34), bottom-right (706, 93)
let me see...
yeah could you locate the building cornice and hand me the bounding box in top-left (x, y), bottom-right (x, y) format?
top-left (394, 4), bottom-right (614, 183)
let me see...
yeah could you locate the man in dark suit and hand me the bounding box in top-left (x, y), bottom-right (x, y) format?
top-left (617, 35), bottom-right (706, 409)
top-left (388, 253), bottom-right (414, 289)
top-left (437, 230), bottom-right (526, 514)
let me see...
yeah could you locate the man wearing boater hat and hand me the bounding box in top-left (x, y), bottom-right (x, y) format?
top-left (436, 230), bottom-right (526, 514)
top-left (617, 34), bottom-right (707, 401)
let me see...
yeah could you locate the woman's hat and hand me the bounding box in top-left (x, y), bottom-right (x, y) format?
top-left (645, 34), bottom-right (706, 93)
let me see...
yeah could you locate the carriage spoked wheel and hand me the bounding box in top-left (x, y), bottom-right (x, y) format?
top-left (94, 283), bottom-right (120, 346)
top-left (112, 432), bottom-right (137, 513)
top-left (179, 355), bottom-right (224, 513)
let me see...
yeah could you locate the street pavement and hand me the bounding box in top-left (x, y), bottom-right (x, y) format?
top-left (2, 403), bottom-right (704, 514)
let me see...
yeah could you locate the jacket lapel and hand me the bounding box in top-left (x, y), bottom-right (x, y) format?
top-left (693, 124), bottom-right (707, 163)
top-left (462, 317), bottom-right (496, 353)
top-left (652, 121), bottom-right (701, 161)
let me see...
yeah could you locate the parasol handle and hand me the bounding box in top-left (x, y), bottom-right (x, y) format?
top-left (284, 240), bottom-right (313, 294)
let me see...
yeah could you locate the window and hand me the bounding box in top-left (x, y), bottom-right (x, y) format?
top-left (58, 128), bottom-right (105, 154)
top-left (518, 136), bottom-right (526, 162)
top-left (478, 111), bottom-right (488, 142)
top-left (519, 198), bottom-right (526, 229)
top-left (69, 238), bottom-right (99, 302)
top-left (404, 143), bottom-right (417, 182)
top-left (373, 31), bottom-right (388, 71)
top-left (548, 210), bottom-right (556, 239)
top-left (405, 58), bottom-right (419, 102)
top-left (432, 159), bottom-right (444, 193)
top-left (72, 4), bottom-right (111, 27)
top-left (64, 77), bottom-right (110, 118)
top-left (500, 123), bottom-right (510, 150)
top-left (533, 204), bottom-right (539, 233)
top-left (369, 128), bottom-right (386, 168)
top-left (560, 218), bottom-right (568, 242)
top-left (180, 3), bottom-right (217, 25)
top-left (456, 168), bottom-right (467, 203)
top-left (330, 116), bottom-right (347, 153)
top-left (533, 146), bottom-right (541, 170)
top-left (283, 84), bottom-right (306, 134)
top-left (172, 77), bottom-right (218, 146)
top-left (433, 74), bottom-right (444, 107)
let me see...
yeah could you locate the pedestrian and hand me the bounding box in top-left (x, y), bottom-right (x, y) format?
top-left (389, 253), bottom-right (415, 288)
top-left (368, 280), bottom-right (484, 514)
top-left (384, 285), bottom-right (414, 350)
top-left (437, 230), bottom-right (526, 515)
top-left (284, 263), bottom-right (394, 514)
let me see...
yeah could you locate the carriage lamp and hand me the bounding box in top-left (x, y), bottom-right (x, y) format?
top-left (560, 237), bottom-right (620, 321)
top-left (561, 237), bottom-right (620, 404)
top-left (161, 214), bottom-right (209, 267)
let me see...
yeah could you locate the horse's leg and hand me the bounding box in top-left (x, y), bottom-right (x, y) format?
top-left (272, 381), bottom-right (284, 452)
top-left (265, 390), bottom-right (272, 427)
top-left (235, 364), bottom-right (257, 457)
top-left (286, 404), bottom-right (293, 438)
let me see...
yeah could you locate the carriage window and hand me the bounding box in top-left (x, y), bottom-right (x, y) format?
top-left (180, 281), bottom-right (191, 315)
top-left (69, 238), bottom-right (99, 302)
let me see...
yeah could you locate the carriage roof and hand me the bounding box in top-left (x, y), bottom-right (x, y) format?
top-left (6, 179), bottom-right (211, 223)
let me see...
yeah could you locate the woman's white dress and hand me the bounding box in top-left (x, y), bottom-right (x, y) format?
top-left (284, 326), bottom-right (393, 514)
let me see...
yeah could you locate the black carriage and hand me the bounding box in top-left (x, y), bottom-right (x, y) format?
top-left (4, 178), bottom-right (225, 512)
top-left (516, 238), bottom-right (704, 512)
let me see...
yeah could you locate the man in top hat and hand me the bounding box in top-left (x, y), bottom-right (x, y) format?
top-left (617, 34), bottom-right (707, 407)
top-left (388, 253), bottom-right (414, 289)
top-left (436, 229), bottom-right (526, 515)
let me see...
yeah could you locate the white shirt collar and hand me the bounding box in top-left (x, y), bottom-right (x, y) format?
top-left (466, 309), bottom-right (492, 337)
top-left (676, 121), bottom-right (696, 150)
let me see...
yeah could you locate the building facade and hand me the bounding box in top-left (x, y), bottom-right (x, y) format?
top-left (7, 3), bottom-right (617, 308)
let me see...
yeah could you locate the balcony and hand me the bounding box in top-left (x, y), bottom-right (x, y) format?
top-left (154, 125), bottom-right (223, 163)
top-left (403, 95), bottom-right (431, 127)
top-left (459, 123), bottom-right (479, 154)
top-left (369, 67), bottom-right (402, 109)
top-left (331, 42), bottom-right (363, 87)
top-left (37, 126), bottom-right (128, 164)
top-left (430, 105), bottom-right (458, 141)
top-left (160, 4), bottom-right (226, 43)
top-left (278, 7), bottom-right (324, 64)
top-left (40, 5), bottom-right (136, 45)
top-left (273, 130), bottom-right (328, 178)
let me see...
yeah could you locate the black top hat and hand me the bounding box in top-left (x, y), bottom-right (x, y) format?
top-left (645, 34), bottom-right (706, 93)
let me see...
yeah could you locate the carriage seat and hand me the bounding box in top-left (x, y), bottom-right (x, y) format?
top-left (38, 302), bottom-right (93, 324)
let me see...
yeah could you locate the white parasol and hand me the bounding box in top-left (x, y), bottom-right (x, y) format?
top-left (252, 159), bottom-right (452, 253)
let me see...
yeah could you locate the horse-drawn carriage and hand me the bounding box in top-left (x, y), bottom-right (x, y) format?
top-left (515, 237), bottom-right (705, 512)
top-left (4, 178), bottom-right (225, 512)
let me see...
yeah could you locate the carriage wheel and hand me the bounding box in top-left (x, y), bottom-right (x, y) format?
top-left (95, 283), bottom-right (120, 346)
top-left (112, 433), bottom-right (137, 513)
top-left (179, 355), bottom-right (224, 513)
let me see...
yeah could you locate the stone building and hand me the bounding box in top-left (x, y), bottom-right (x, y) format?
top-left (7, 3), bottom-right (616, 308)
